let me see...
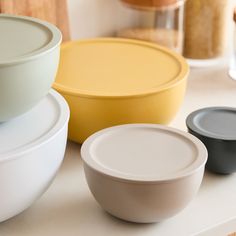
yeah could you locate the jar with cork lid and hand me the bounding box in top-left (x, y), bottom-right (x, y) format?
top-left (184, 0), bottom-right (230, 67)
top-left (117, 0), bottom-right (186, 54)
top-left (229, 7), bottom-right (236, 80)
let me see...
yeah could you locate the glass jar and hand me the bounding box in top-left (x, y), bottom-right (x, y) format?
top-left (184, 0), bottom-right (230, 67)
top-left (117, 0), bottom-right (186, 54)
top-left (229, 7), bottom-right (236, 80)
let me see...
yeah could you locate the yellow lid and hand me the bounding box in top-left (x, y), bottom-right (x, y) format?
top-left (54, 38), bottom-right (188, 98)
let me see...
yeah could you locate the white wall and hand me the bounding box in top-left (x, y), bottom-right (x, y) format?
top-left (67, 0), bottom-right (139, 39)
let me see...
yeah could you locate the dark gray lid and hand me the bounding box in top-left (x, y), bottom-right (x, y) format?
top-left (186, 107), bottom-right (236, 140)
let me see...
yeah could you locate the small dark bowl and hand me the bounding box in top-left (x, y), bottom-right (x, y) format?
top-left (186, 107), bottom-right (236, 174)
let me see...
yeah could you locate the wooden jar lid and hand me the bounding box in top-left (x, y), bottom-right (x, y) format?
top-left (120, 0), bottom-right (183, 9)
top-left (234, 7), bottom-right (236, 22)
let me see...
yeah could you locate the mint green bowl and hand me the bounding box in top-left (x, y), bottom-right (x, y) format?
top-left (0, 14), bottom-right (62, 122)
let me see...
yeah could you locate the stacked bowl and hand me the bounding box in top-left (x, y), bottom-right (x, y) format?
top-left (0, 14), bottom-right (69, 222)
top-left (54, 38), bottom-right (189, 143)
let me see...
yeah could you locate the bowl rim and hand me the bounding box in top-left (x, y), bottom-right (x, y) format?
top-left (0, 89), bottom-right (69, 162)
top-left (0, 14), bottom-right (62, 66)
top-left (81, 124), bottom-right (207, 184)
top-left (186, 107), bottom-right (236, 141)
top-left (53, 38), bottom-right (189, 99)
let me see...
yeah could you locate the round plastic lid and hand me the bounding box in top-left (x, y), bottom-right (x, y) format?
top-left (81, 124), bottom-right (207, 182)
top-left (0, 90), bottom-right (69, 161)
top-left (186, 107), bottom-right (236, 140)
top-left (54, 38), bottom-right (188, 97)
top-left (0, 14), bottom-right (61, 64)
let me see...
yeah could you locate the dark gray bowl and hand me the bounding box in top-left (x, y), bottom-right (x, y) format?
top-left (186, 107), bottom-right (236, 174)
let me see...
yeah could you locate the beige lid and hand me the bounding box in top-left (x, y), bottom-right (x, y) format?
top-left (120, 0), bottom-right (183, 9)
top-left (81, 124), bottom-right (207, 183)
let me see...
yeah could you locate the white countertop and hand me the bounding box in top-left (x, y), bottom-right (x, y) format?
top-left (1, 66), bottom-right (236, 236)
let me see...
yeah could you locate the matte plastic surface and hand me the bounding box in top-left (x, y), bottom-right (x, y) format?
top-left (81, 124), bottom-right (207, 223)
top-left (0, 90), bottom-right (69, 222)
top-left (186, 107), bottom-right (236, 174)
top-left (54, 38), bottom-right (189, 143)
top-left (0, 14), bottom-right (62, 122)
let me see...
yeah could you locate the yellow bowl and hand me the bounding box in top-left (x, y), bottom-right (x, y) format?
top-left (53, 38), bottom-right (189, 143)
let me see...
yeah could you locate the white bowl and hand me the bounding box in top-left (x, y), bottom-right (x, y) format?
top-left (81, 124), bottom-right (207, 223)
top-left (0, 14), bottom-right (62, 122)
top-left (0, 89), bottom-right (69, 222)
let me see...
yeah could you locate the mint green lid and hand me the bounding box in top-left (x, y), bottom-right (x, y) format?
top-left (0, 14), bottom-right (61, 65)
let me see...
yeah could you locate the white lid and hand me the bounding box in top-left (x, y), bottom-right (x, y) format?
top-left (81, 124), bottom-right (207, 183)
top-left (0, 90), bottom-right (69, 161)
top-left (0, 14), bottom-right (61, 65)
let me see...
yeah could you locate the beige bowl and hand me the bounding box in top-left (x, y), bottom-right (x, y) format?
top-left (81, 124), bottom-right (207, 223)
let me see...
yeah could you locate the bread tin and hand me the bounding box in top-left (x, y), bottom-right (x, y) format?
top-left (0, 89), bottom-right (69, 222)
top-left (186, 107), bottom-right (236, 174)
top-left (0, 14), bottom-right (62, 122)
top-left (54, 38), bottom-right (189, 143)
top-left (81, 124), bottom-right (207, 223)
